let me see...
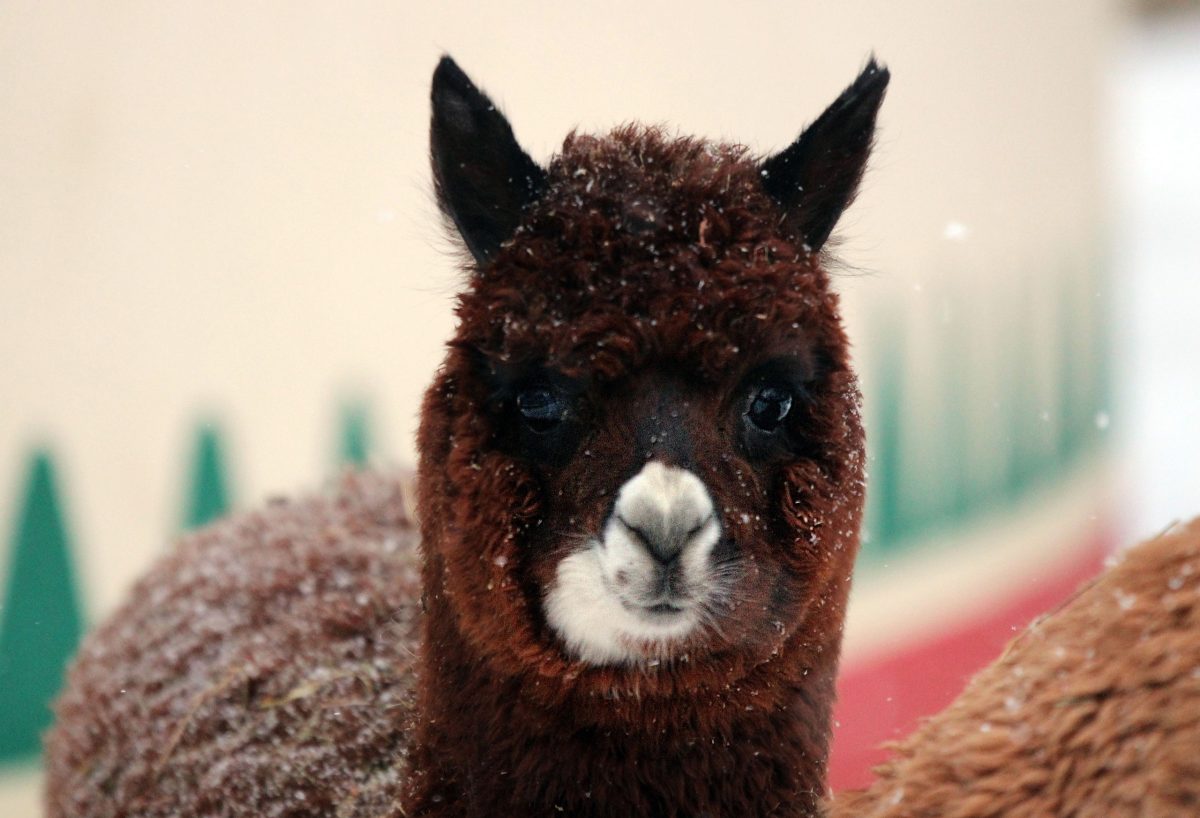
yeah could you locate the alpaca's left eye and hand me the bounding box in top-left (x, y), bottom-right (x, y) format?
top-left (746, 385), bottom-right (793, 432)
top-left (517, 387), bottom-right (569, 432)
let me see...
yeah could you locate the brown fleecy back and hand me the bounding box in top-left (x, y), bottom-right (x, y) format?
top-left (45, 472), bottom-right (422, 818)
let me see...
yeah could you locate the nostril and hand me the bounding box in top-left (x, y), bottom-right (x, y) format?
top-left (616, 515), bottom-right (658, 552)
top-left (685, 514), bottom-right (715, 539)
top-left (616, 515), bottom-right (682, 565)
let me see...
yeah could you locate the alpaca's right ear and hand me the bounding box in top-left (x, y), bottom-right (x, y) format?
top-left (431, 56), bottom-right (546, 265)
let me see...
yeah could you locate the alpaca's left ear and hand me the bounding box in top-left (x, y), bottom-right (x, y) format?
top-left (760, 58), bottom-right (889, 252)
top-left (431, 56), bottom-right (546, 265)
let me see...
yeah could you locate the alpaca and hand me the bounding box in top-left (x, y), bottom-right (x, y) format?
top-left (45, 55), bottom-right (888, 817)
top-left (826, 518), bottom-right (1200, 818)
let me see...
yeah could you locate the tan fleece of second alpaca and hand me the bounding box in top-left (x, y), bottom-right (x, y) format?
top-left (827, 518), bottom-right (1200, 818)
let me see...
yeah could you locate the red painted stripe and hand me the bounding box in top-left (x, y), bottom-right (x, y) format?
top-left (828, 525), bottom-right (1113, 791)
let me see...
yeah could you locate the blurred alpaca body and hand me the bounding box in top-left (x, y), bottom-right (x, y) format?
top-left (828, 518), bottom-right (1200, 818)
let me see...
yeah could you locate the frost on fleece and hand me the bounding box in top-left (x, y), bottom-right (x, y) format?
top-left (45, 472), bottom-right (423, 818)
top-left (828, 518), bottom-right (1200, 818)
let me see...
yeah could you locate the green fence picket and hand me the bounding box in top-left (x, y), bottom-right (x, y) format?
top-left (0, 451), bottom-right (84, 762)
top-left (338, 401), bottom-right (372, 468)
top-left (183, 424), bottom-right (232, 530)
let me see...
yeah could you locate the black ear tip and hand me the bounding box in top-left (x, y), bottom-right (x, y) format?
top-left (856, 55), bottom-right (891, 98)
top-left (432, 55), bottom-right (477, 102)
top-left (432, 55), bottom-right (495, 135)
top-left (433, 55), bottom-right (464, 84)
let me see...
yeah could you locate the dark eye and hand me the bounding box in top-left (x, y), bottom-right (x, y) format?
top-left (516, 387), bottom-right (569, 432)
top-left (746, 384), bottom-right (793, 432)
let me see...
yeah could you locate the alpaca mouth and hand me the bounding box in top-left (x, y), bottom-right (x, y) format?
top-left (622, 598), bottom-right (690, 621)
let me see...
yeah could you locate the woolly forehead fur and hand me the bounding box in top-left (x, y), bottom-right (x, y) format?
top-left (455, 125), bottom-right (841, 374)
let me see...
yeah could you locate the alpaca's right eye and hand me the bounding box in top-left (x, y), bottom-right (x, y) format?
top-left (516, 387), bottom-right (569, 433)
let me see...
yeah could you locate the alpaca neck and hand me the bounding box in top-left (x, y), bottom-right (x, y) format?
top-left (403, 589), bottom-right (840, 818)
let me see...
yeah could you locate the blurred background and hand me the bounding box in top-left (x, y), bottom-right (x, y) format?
top-left (2, 0), bottom-right (1198, 812)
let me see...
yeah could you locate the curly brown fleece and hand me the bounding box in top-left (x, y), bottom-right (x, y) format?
top-left (45, 472), bottom-right (422, 818)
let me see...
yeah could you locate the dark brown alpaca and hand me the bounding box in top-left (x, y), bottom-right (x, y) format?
top-left (408, 56), bottom-right (885, 817)
top-left (44, 56), bottom-right (888, 817)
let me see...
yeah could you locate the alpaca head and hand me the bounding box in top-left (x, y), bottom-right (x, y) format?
top-left (418, 56), bottom-right (886, 700)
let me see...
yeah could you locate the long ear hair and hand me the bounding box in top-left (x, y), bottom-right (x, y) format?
top-left (759, 58), bottom-right (889, 252)
top-left (430, 57), bottom-right (546, 265)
